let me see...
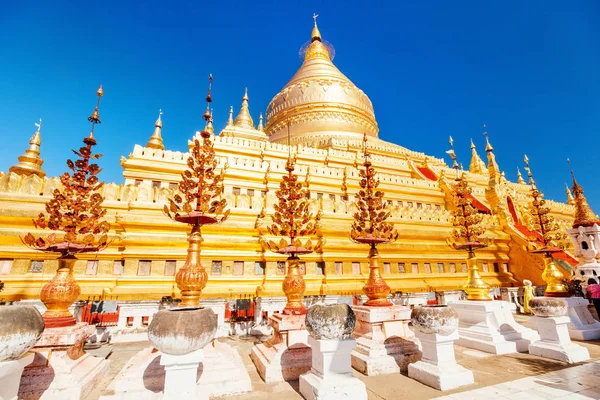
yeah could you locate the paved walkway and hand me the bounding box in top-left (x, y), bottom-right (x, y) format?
top-left (434, 361), bottom-right (600, 400)
top-left (86, 313), bottom-right (600, 400)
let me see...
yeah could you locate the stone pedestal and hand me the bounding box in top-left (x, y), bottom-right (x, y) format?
top-left (18, 323), bottom-right (109, 400)
top-left (101, 340), bottom-right (251, 399)
top-left (449, 300), bottom-right (539, 354)
top-left (529, 316), bottom-right (590, 363)
top-left (160, 349), bottom-right (206, 400)
top-left (250, 313), bottom-right (312, 383)
top-left (351, 305), bottom-right (421, 375)
top-left (562, 297), bottom-right (600, 340)
top-left (300, 337), bottom-right (367, 400)
top-left (0, 352), bottom-right (35, 400)
top-left (408, 330), bottom-right (474, 391)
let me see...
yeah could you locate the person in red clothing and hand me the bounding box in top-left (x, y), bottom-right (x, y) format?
top-left (586, 278), bottom-right (600, 319)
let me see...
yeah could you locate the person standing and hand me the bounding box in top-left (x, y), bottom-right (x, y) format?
top-left (523, 280), bottom-right (534, 314)
top-left (586, 278), bottom-right (600, 319)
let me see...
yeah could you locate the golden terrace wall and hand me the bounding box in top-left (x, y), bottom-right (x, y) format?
top-left (0, 135), bottom-right (575, 301)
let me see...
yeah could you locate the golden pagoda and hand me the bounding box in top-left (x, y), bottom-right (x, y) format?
top-left (0, 17), bottom-right (577, 302)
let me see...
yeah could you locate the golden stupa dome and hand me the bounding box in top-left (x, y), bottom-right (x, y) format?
top-left (265, 17), bottom-right (378, 145)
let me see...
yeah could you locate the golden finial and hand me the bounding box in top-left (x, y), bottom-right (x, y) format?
top-left (569, 160), bottom-right (599, 227)
top-left (146, 109), bottom-right (165, 150)
top-left (258, 113), bottom-right (264, 132)
top-left (517, 167), bottom-right (525, 184)
top-left (312, 13), bottom-right (322, 41)
top-left (565, 183), bottom-right (574, 205)
top-left (469, 138), bottom-right (486, 174)
top-left (9, 118), bottom-right (46, 177)
top-left (482, 124), bottom-right (493, 152)
top-left (446, 135), bottom-right (459, 169)
top-left (205, 108), bottom-right (214, 135)
top-left (200, 74), bottom-right (213, 137)
top-left (523, 154), bottom-right (535, 185)
top-left (234, 87), bottom-right (254, 128)
top-left (88, 85), bottom-right (103, 127)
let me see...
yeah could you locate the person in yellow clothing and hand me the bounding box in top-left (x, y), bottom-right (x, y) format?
top-left (523, 280), bottom-right (534, 314)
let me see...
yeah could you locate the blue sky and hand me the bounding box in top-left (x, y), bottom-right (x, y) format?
top-left (1, 1), bottom-right (599, 211)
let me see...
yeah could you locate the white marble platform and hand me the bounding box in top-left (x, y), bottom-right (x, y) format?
top-left (449, 300), bottom-right (539, 354)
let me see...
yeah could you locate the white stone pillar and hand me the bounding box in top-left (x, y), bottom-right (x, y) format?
top-left (529, 316), bottom-right (590, 363)
top-left (0, 353), bottom-right (34, 400)
top-left (160, 349), bottom-right (206, 400)
top-left (300, 336), bottom-right (367, 400)
top-left (408, 330), bottom-right (474, 390)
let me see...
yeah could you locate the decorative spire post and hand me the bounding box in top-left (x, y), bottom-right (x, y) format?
top-left (523, 155), bottom-right (568, 296)
top-left (469, 138), bottom-right (486, 174)
top-left (164, 75), bottom-right (229, 307)
top-left (449, 172), bottom-right (491, 301)
top-left (350, 134), bottom-right (398, 306)
top-left (22, 86), bottom-right (110, 327)
top-left (10, 118), bottom-right (46, 177)
top-left (265, 123), bottom-right (321, 315)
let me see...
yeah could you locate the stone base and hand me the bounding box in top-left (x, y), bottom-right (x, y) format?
top-left (100, 340), bottom-right (252, 399)
top-left (19, 350), bottom-right (109, 399)
top-left (250, 313), bottom-right (311, 383)
top-left (449, 300), bottom-right (539, 354)
top-left (408, 360), bottom-right (474, 391)
top-left (161, 350), bottom-right (207, 400)
top-left (563, 297), bottom-right (600, 340)
top-left (351, 305), bottom-right (421, 376)
top-left (0, 353), bottom-right (35, 400)
top-left (529, 316), bottom-right (590, 364)
top-left (18, 322), bottom-right (109, 400)
top-left (300, 371), bottom-right (367, 400)
top-left (407, 331), bottom-right (473, 391)
top-left (299, 337), bottom-right (367, 400)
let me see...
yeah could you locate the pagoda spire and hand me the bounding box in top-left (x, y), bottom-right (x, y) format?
top-left (312, 13), bottom-right (322, 41)
top-left (483, 125), bottom-right (500, 178)
top-left (10, 118), bottom-right (46, 178)
top-left (446, 136), bottom-right (459, 169)
top-left (570, 167), bottom-right (599, 228)
top-left (226, 106), bottom-right (234, 127)
top-left (565, 183), bottom-right (574, 205)
top-left (234, 87), bottom-right (254, 129)
top-left (517, 168), bottom-right (525, 184)
top-left (146, 109), bottom-right (165, 150)
top-left (258, 113), bottom-right (264, 132)
top-left (469, 138), bottom-right (486, 174)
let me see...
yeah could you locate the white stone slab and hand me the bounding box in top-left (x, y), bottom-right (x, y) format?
top-left (528, 316), bottom-right (590, 363)
top-left (449, 300), bottom-right (539, 354)
top-left (563, 297), bottom-right (600, 340)
top-left (0, 353), bottom-right (35, 400)
top-left (351, 305), bottom-right (421, 376)
top-left (300, 337), bottom-right (367, 400)
top-left (408, 330), bottom-right (474, 391)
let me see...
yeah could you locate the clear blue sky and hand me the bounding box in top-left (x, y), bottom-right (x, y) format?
top-left (1, 1), bottom-right (599, 211)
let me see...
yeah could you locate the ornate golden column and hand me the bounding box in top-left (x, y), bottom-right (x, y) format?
top-left (265, 126), bottom-right (321, 315)
top-left (349, 134), bottom-right (398, 307)
top-left (164, 75), bottom-right (229, 307)
top-left (447, 159), bottom-right (492, 301)
top-left (524, 156), bottom-right (568, 297)
top-left (23, 86), bottom-right (110, 327)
